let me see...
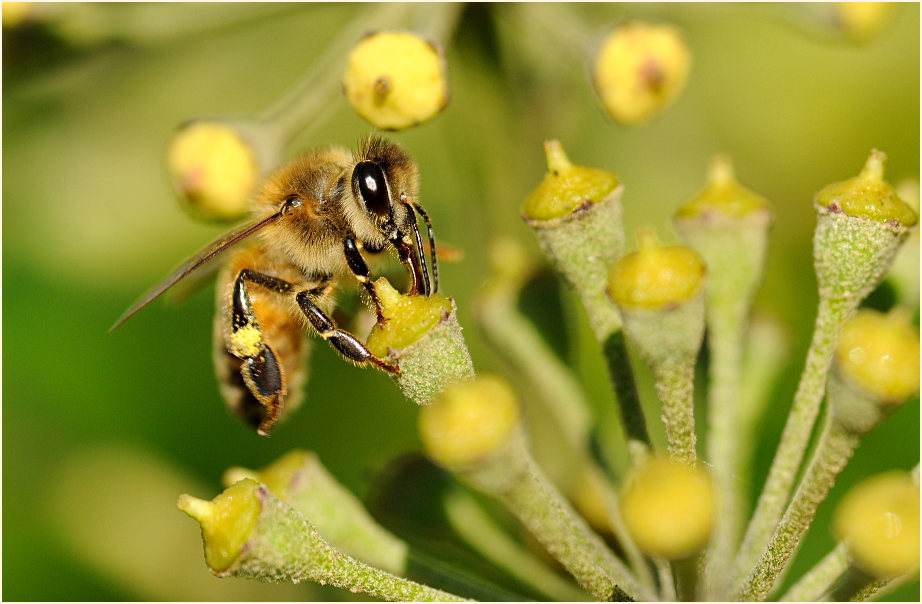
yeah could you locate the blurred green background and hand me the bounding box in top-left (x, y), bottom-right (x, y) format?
top-left (3, 3), bottom-right (919, 601)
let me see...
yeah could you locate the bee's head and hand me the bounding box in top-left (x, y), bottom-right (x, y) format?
top-left (350, 137), bottom-right (437, 295)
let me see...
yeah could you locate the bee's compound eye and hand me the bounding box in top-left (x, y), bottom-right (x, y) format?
top-left (354, 161), bottom-right (390, 218)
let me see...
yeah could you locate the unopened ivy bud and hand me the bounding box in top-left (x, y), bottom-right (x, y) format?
top-left (814, 150), bottom-right (916, 307)
top-left (620, 456), bottom-right (715, 560)
top-left (606, 229), bottom-right (705, 309)
top-left (592, 21), bottom-right (691, 125)
top-left (836, 308), bottom-right (920, 404)
top-left (367, 278), bottom-right (472, 404)
top-left (834, 2), bottom-right (894, 41)
top-left (166, 119), bottom-right (260, 222)
top-left (343, 30), bottom-right (449, 131)
top-left (832, 471), bottom-right (920, 579)
top-left (607, 229), bottom-right (705, 465)
top-left (179, 479), bottom-right (464, 600)
top-left (419, 375), bottom-right (520, 471)
top-left (222, 450), bottom-right (409, 576)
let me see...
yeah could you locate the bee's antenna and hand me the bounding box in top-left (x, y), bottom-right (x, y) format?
top-left (413, 204), bottom-right (439, 294)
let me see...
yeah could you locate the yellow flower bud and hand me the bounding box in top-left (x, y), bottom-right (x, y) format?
top-left (620, 457), bottom-right (715, 560)
top-left (592, 21), bottom-right (691, 125)
top-left (675, 155), bottom-right (771, 219)
top-left (419, 375), bottom-right (520, 470)
top-left (177, 479), bottom-right (261, 572)
top-left (834, 2), bottom-right (894, 40)
top-left (2, 2), bottom-right (32, 27)
top-left (835, 308), bottom-right (920, 404)
top-left (607, 229), bottom-right (705, 309)
top-left (343, 31), bottom-right (449, 131)
top-left (166, 120), bottom-right (259, 222)
top-left (815, 150), bottom-right (918, 227)
top-left (521, 140), bottom-right (619, 221)
top-left (365, 277), bottom-right (453, 358)
top-left (832, 471), bottom-right (920, 579)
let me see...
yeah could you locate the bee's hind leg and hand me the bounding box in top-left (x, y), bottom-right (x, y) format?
top-left (295, 285), bottom-right (399, 374)
top-left (227, 269), bottom-right (296, 435)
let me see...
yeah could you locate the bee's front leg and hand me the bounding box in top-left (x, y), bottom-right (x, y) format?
top-left (342, 236), bottom-right (387, 321)
top-left (295, 285), bottom-right (399, 374)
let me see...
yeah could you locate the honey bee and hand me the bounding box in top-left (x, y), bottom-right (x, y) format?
top-left (112, 136), bottom-right (438, 435)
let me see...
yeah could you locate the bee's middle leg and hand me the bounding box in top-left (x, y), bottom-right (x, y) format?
top-left (295, 285), bottom-right (399, 374)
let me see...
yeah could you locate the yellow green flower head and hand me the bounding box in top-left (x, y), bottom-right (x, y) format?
top-left (607, 229), bottom-right (705, 308)
top-left (343, 31), bottom-right (449, 131)
top-left (834, 2), bottom-right (894, 41)
top-left (835, 308), bottom-right (920, 404)
top-left (418, 374), bottom-right (520, 470)
top-left (816, 150), bottom-right (918, 227)
top-left (620, 456), bottom-right (715, 560)
top-left (166, 120), bottom-right (258, 222)
top-left (177, 479), bottom-right (261, 572)
top-left (675, 155), bottom-right (771, 219)
top-left (365, 278), bottom-right (453, 358)
top-left (592, 21), bottom-right (691, 125)
top-left (832, 471), bottom-right (920, 579)
top-left (522, 140), bottom-right (619, 221)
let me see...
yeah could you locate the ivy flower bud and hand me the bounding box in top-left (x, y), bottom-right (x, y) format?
top-left (606, 229), bottom-right (705, 310)
top-left (343, 30), bottom-right (449, 131)
top-left (179, 479), bottom-right (464, 600)
top-left (592, 21), bottom-right (691, 125)
top-left (836, 308), bottom-right (920, 404)
top-left (367, 278), bottom-right (472, 405)
top-left (419, 375), bottom-right (520, 472)
top-left (620, 456), bottom-right (715, 560)
top-left (832, 471), bottom-right (920, 579)
top-left (814, 150), bottom-right (916, 307)
top-left (834, 2), bottom-right (894, 41)
top-left (222, 450), bottom-right (409, 576)
top-left (2, 2), bottom-right (32, 28)
top-left (166, 119), bottom-right (260, 222)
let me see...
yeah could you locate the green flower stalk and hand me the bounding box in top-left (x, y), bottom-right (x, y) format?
top-left (619, 456), bottom-right (715, 601)
top-left (732, 150), bottom-right (918, 590)
top-left (607, 229), bottom-right (706, 466)
top-left (222, 450), bottom-right (409, 576)
top-left (523, 140), bottom-right (650, 463)
top-left (419, 375), bottom-right (652, 601)
top-left (367, 278), bottom-right (475, 405)
top-left (178, 479), bottom-right (466, 601)
top-left (674, 155), bottom-right (773, 592)
top-left (737, 307), bottom-right (920, 601)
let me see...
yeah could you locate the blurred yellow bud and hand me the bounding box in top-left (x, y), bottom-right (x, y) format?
top-left (177, 479), bottom-right (260, 572)
top-left (593, 21), bottom-right (691, 125)
top-left (835, 2), bottom-right (894, 41)
top-left (166, 120), bottom-right (259, 222)
top-left (835, 308), bottom-right (920, 404)
top-left (607, 229), bottom-right (705, 309)
top-left (832, 471), bottom-right (920, 579)
top-left (521, 140), bottom-right (619, 221)
top-left (343, 30), bottom-right (449, 131)
top-left (620, 456), bottom-right (715, 559)
top-left (2, 2), bottom-right (31, 27)
top-left (419, 375), bottom-right (520, 470)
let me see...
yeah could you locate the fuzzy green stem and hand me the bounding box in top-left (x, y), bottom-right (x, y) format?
top-left (738, 416), bottom-right (861, 600)
top-left (443, 488), bottom-right (588, 601)
top-left (732, 294), bottom-right (851, 587)
top-left (672, 553), bottom-right (703, 601)
top-left (779, 543), bottom-right (849, 602)
top-left (461, 428), bottom-right (653, 601)
top-left (826, 565), bottom-right (877, 602)
top-left (603, 332), bottom-right (651, 464)
top-left (652, 358), bottom-right (698, 466)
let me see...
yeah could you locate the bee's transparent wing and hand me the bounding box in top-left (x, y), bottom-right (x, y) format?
top-left (109, 211), bottom-right (283, 331)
